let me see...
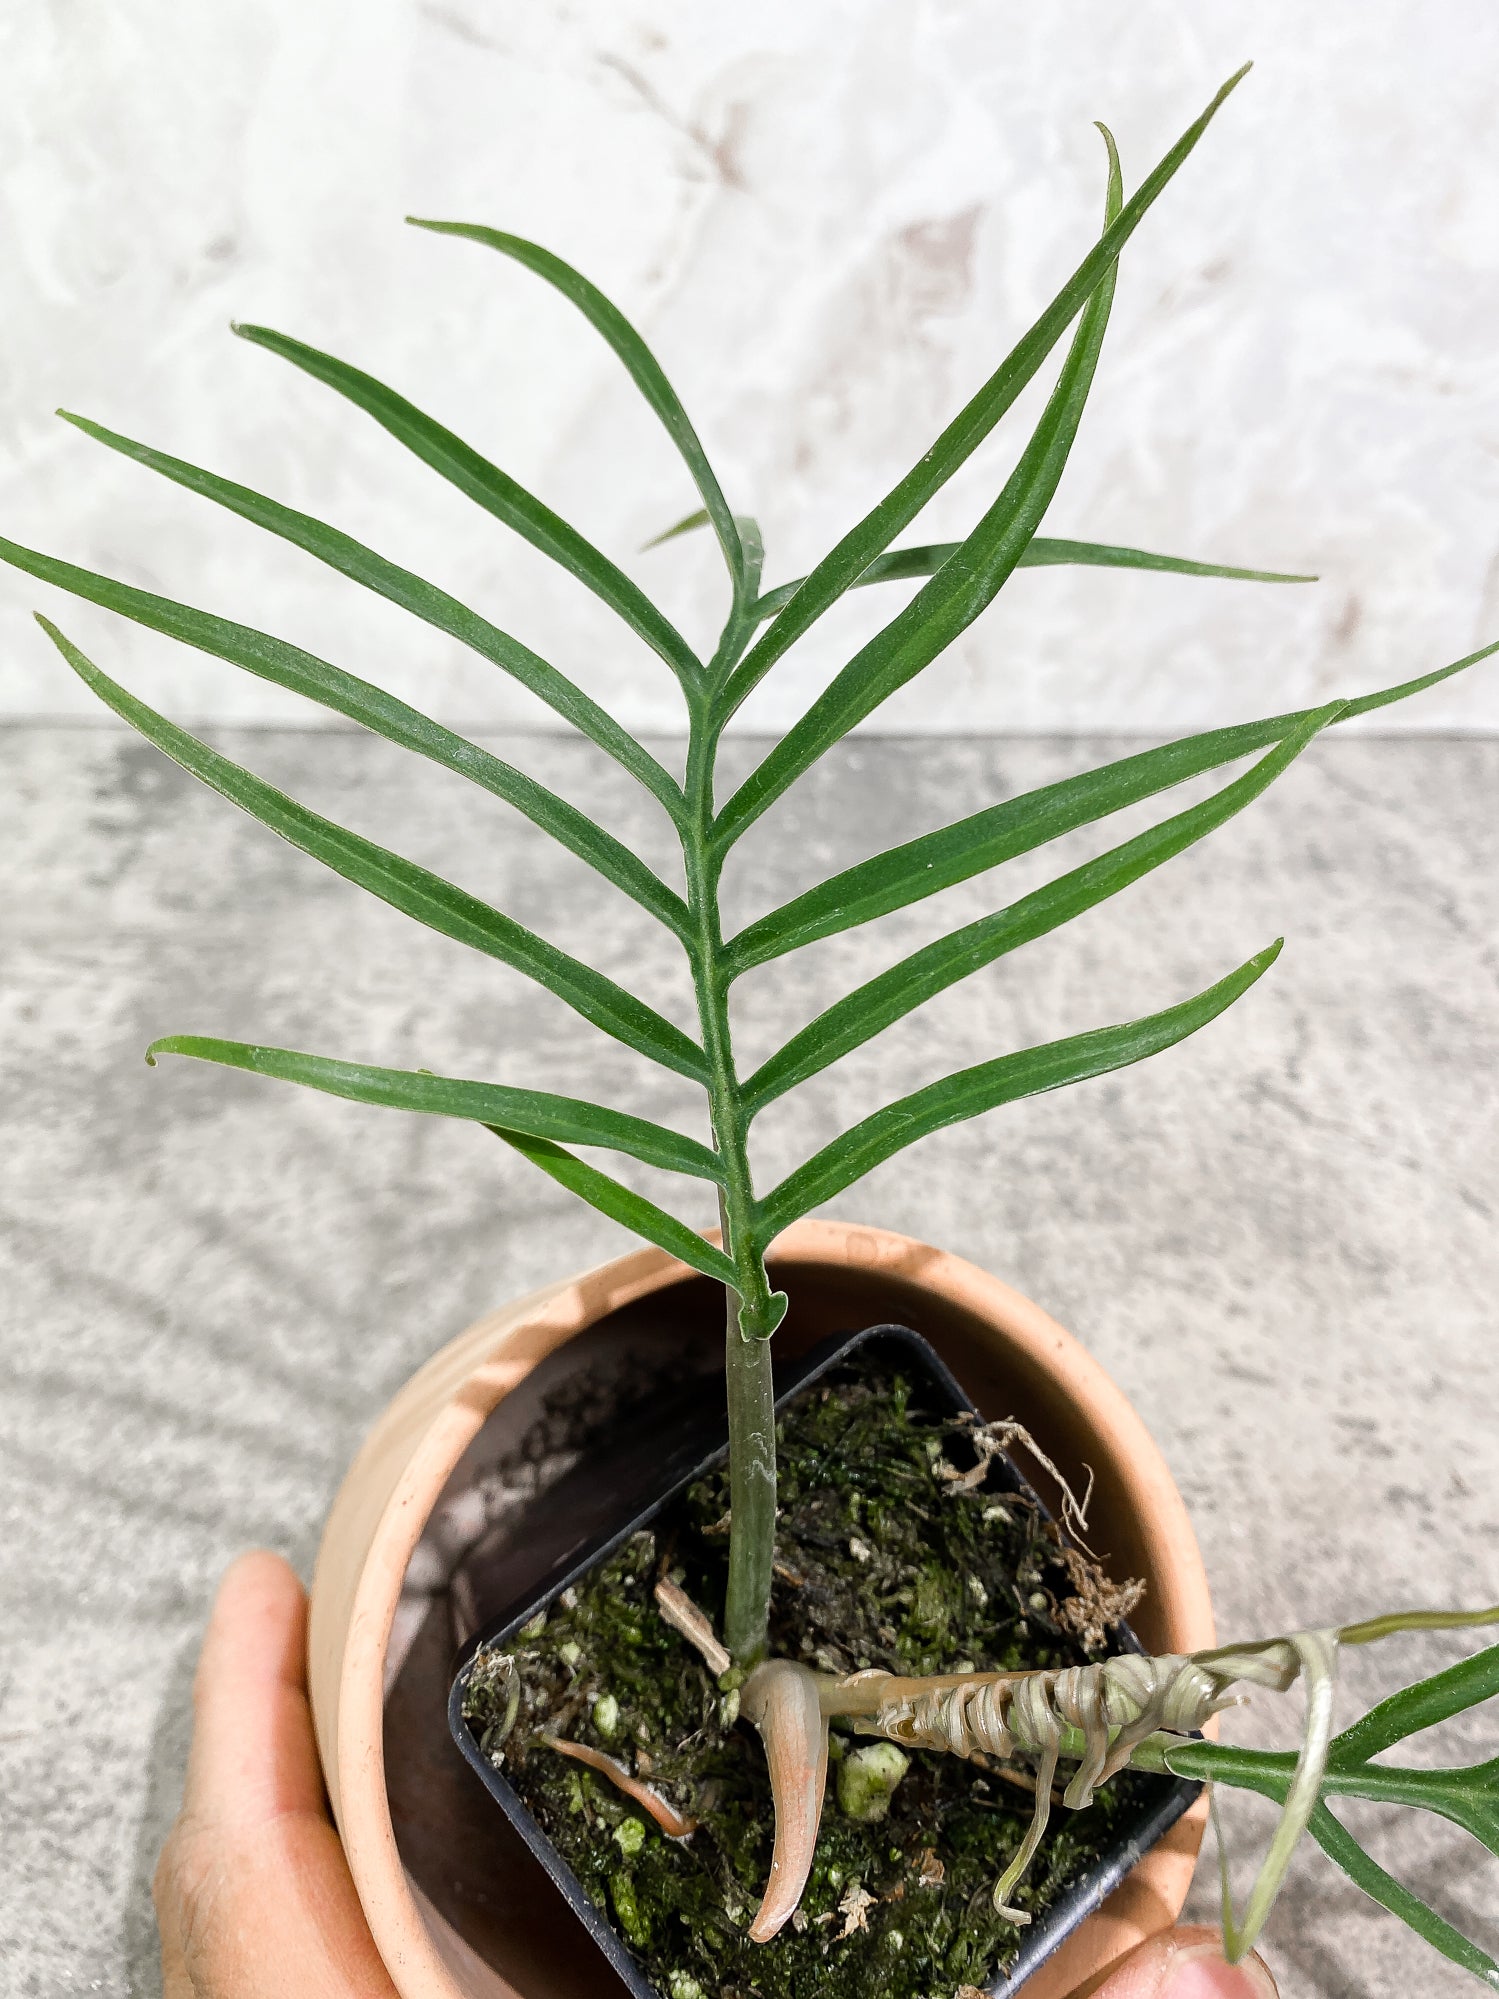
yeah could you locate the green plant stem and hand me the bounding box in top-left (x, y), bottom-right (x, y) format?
top-left (721, 1260), bottom-right (778, 1662)
top-left (682, 683), bottom-right (778, 1663)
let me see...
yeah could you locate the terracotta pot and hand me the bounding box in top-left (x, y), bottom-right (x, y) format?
top-left (308, 1219), bottom-right (1214, 1999)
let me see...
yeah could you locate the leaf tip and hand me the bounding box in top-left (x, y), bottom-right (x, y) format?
top-left (642, 507), bottom-right (711, 552)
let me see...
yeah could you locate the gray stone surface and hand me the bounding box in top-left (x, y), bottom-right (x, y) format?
top-left (1, 722), bottom-right (1496, 1997)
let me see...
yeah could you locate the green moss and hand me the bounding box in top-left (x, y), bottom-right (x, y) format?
top-left (463, 1365), bottom-right (1173, 1999)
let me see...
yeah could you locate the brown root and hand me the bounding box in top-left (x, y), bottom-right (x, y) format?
top-left (541, 1735), bottom-right (698, 1839)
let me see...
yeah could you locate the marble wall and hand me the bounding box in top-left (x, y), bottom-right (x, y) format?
top-left (3, 1), bottom-right (1498, 733)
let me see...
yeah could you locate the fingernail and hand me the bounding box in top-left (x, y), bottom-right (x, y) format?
top-left (1160, 1941), bottom-right (1277, 1998)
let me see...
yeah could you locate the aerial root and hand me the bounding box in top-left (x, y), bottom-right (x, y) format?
top-left (739, 1659), bottom-right (830, 1942)
top-left (939, 1411), bottom-right (1100, 1557)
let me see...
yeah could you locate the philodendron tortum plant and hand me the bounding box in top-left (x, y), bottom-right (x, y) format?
top-left (7, 62), bottom-right (1498, 1984)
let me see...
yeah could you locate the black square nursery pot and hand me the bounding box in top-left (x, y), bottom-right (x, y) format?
top-left (447, 1323), bottom-right (1200, 1999)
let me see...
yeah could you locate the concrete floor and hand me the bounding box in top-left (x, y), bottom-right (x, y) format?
top-left (2, 723), bottom-right (1496, 1997)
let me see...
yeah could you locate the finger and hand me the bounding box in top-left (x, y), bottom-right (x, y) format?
top-left (182, 1548), bottom-right (325, 1829)
top-left (159, 1549), bottom-right (400, 1996)
top-left (1089, 1924), bottom-right (1279, 1998)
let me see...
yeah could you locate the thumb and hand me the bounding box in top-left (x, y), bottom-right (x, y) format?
top-left (1088, 1924), bottom-right (1279, 1998)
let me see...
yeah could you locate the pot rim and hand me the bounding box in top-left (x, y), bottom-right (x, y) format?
top-left (308, 1218), bottom-right (1215, 1999)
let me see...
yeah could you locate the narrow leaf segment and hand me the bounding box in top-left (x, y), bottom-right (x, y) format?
top-left (750, 536), bottom-right (1314, 619)
top-left (486, 1127), bottom-right (738, 1287)
top-left (1307, 1806), bottom-right (1499, 1989)
top-left (406, 221), bottom-right (750, 610)
top-left (758, 941), bottom-right (1282, 1233)
top-left (714, 129), bottom-right (1126, 849)
top-left (716, 65), bottom-right (1251, 722)
top-left (147, 1035), bottom-right (724, 1180)
top-left (55, 410), bottom-right (687, 823)
top-left (0, 532), bottom-right (689, 937)
top-left (233, 323), bottom-right (702, 687)
top-left (1152, 1629), bottom-right (1499, 1988)
top-left (728, 647), bottom-right (1499, 974)
top-left (744, 709), bottom-right (1338, 1111)
top-left (38, 618), bottom-right (708, 1083)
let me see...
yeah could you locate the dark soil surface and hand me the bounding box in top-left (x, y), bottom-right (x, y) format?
top-left (462, 1363), bottom-right (1173, 1999)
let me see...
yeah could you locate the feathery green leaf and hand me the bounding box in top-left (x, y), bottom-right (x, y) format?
top-left (486, 1126), bottom-right (738, 1285)
top-left (714, 128), bottom-right (1124, 851)
top-left (233, 322), bottom-right (701, 687)
top-left (716, 66), bottom-right (1251, 722)
top-left (758, 940), bottom-right (1280, 1233)
top-left (56, 410), bottom-right (686, 823)
top-left (38, 618), bottom-right (708, 1081)
top-left (147, 1035), bottom-right (723, 1179)
top-left (751, 535), bottom-right (1314, 618)
top-left (743, 709), bottom-right (1337, 1112)
top-left (406, 222), bottom-right (748, 604)
top-left (0, 533), bottom-right (689, 936)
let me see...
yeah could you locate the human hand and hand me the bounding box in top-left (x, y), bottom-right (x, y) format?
top-left (1088, 1925), bottom-right (1277, 1997)
top-left (154, 1550), bottom-right (398, 1997)
top-left (157, 1551), bottom-right (1276, 1999)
